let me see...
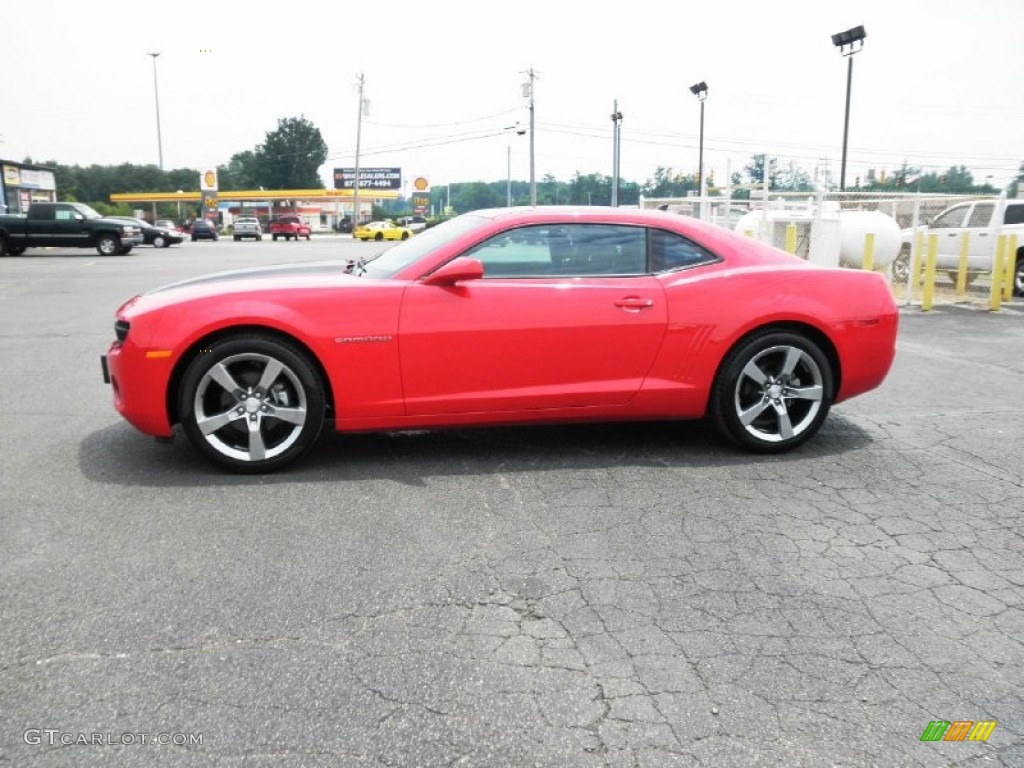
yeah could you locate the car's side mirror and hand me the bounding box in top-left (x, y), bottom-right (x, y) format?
top-left (422, 257), bottom-right (484, 286)
top-left (73, 213), bottom-right (85, 221)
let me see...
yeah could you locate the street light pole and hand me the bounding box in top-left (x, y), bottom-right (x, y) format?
top-left (504, 123), bottom-right (526, 207)
top-left (689, 82), bottom-right (708, 199)
top-left (146, 53), bottom-right (164, 170)
top-left (352, 73), bottom-right (365, 231)
top-left (831, 26), bottom-right (867, 192)
top-left (610, 100), bottom-right (623, 206)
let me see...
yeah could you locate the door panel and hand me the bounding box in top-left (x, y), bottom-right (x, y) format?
top-left (399, 277), bottom-right (668, 415)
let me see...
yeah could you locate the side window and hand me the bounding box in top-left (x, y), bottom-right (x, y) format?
top-left (649, 229), bottom-right (718, 272)
top-left (464, 224), bottom-right (646, 278)
top-left (1003, 204), bottom-right (1024, 226)
top-left (54, 209), bottom-right (75, 221)
top-left (967, 203), bottom-right (994, 228)
top-left (930, 205), bottom-right (969, 229)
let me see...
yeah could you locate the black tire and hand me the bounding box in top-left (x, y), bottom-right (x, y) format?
top-left (305, 234), bottom-right (311, 241)
top-left (374, 232), bottom-right (384, 241)
top-left (401, 232), bottom-right (409, 240)
top-left (272, 234), bottom-right (278, 241)
top-left (891, 244), bottom-right (910, 282)
top-left (1014, 252), bottom-right (1024, 298)
top-left (10, 246), bottom-right (26, 255)
top-left (178, 335), bottom-right (325, 473)
top-left (118, 246), bottom-right (133, 255)
top-left (234, 236), bottom-right (240, 242)
top-left (257, 235), bottom-right (262, 241)
top-left (0, 238), bottom-right (8, 257)
top-left (96, 234), bottom-right (121, 256)
top-left (154, 235), bottom-right (167, 248)
top-left (711, 330), bottom-right (834, 453)
top-left (945, 270), bottom-right (978, 287)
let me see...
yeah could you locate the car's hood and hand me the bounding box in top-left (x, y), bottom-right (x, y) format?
top-left (145, 260), bottom-right (354, 296)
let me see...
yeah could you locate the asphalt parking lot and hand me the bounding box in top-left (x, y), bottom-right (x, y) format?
top-left (1, 237), bottom-right (1022, 767)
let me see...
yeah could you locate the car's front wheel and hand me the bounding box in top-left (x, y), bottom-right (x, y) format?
top-left (711, 330), bottom-right (833, 453)
top-left (1014, 252), bottom-right (1024, 297)
top-left (179, 336), bottom-right (325, 472)
top-left (96, 235), bottom-right (121, 256)
top-left (154, 235), bottom-right (166, 248)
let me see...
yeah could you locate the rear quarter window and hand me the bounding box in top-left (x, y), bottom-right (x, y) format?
top-left (1005, 204), bottom-right (1024, 226)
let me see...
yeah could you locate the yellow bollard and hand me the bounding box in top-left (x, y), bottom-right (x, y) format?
top-left (955, 232), bottom-right (969, 300)
top-left (922, 234), bottom-right (938, 311)
top-left (784, 223), bottom-right (797, 254)
top-left (989, 235), bottom-right (1006, 311)
top-left (1004, 234), bottom-right (1018, 301)
top-left (910, 231), bottom-right (924, 300)
top-left (862, 233), bottom-right (875, 272)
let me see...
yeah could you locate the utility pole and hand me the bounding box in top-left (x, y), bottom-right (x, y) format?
top-left (352, 73), bottom-right (366, 231)
top-left (146, 53), bottom-right (164, 170)
top-left (610, 100), bottom-right (623, 206)
top-left (522, 68), bottom-right (537, 206)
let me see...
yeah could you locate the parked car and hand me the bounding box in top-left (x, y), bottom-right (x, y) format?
top-left (190, 219), bottom-right (219, 242)
top-left (397, 215), bottom-right (428, 232)
top-left (354, 219), bottom-right (413, 241)
top-left (232, 216), bottom-right (262, 241)
top-left (897, 199), bottom-right (1024, 294)
top-left (154, 219), bottom-right (185, 233)
top-left (0, 202), bottom-right (143, 256)
top-left (335, 217), bottom-right (353, 234)
top-left (269, 215), bottom-right (311, 241)
top-left (108, 217), bottom-right (184, 248)
top-left (102, 206), bottom-right (898, 472)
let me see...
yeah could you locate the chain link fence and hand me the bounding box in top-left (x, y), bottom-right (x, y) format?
top-left (641, 191), bottom-right (1021, 309)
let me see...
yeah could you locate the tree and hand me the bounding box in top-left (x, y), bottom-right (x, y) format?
top-left (451, 182), bottom-right (503, 212)
top-left (775, 161), bottom-right (813, 192)
top-left (218, 150), bottom-right (260, 191)
top-left (744, 154), bottom-right (780, 187)
top-left (250, 116), bottom-right (328, 189)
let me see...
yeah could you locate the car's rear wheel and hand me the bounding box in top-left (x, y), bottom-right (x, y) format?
top-left (1014, 252), bottom-right (1024, 297)
top-left (401, 231), bottom-right (409, 240)
top-left (154, 235), bottom-right (166, 248)
top-left (96, 235), bottom-right (121, 256)
top-left (179, 336), bottom-right (325, 472)
top-left (118, 246), bottom-right (133, 255)
top-left (374, 232), bottom-right (383, 241)
top-left (711, 330), bottom-right (833, 453)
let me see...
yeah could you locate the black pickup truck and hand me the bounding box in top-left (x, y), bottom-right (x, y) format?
top-left (0, 202), bottom-right (144, 256)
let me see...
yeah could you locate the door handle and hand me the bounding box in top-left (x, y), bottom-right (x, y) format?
top-left (615, 297), bottom-right (654, 310)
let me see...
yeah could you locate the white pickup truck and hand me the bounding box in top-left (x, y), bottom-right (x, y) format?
top-left (898, 199), bottom-right (1024, 295)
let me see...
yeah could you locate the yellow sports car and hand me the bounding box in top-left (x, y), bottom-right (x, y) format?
top-left (354, 220), bottom-right (414, 242)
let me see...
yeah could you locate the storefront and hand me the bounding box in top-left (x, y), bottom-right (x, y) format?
top-left (0, 160), bottom-right (57, 214)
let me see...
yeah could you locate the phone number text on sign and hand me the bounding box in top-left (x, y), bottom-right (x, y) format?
top-left (333, 167), bottom-right (401, 190)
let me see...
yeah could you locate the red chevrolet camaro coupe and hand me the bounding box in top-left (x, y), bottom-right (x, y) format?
top-left (102, 207), bottom-right (898, 472)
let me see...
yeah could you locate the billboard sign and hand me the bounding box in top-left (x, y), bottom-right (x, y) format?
top-left (334, 167), bottom-right (401, 190)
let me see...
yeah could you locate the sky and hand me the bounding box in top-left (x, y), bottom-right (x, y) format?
top-left (1, 0), bottom-right (1021, 195)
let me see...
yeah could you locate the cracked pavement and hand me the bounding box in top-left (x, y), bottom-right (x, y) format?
top-left (1, 242), bottom-right (1022, 766)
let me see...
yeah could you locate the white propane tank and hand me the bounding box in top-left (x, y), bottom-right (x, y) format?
top-left (734, 207), bottom-right (900, 270)
top-left (837, 210), bottom-right (901, 270)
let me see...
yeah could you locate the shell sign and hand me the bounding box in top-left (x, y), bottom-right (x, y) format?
top-left (200, 169), bottom-right (218, 192)
top-left (412, 176), bottom-right (430, 192)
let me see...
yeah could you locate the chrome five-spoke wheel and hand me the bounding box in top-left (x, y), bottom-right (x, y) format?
top-left (180, 337), bottom-right (324, 472)
top-left (712, 331), bottom-right (834, 453)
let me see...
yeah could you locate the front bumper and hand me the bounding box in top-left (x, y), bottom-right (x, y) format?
top-left (102, 342), bottom-right (174, 438)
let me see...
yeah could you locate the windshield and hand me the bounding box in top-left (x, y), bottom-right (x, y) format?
top-left (72, 203), bottom-right (102, 219)
top-left (360, 215), bottom-right (487, 279)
